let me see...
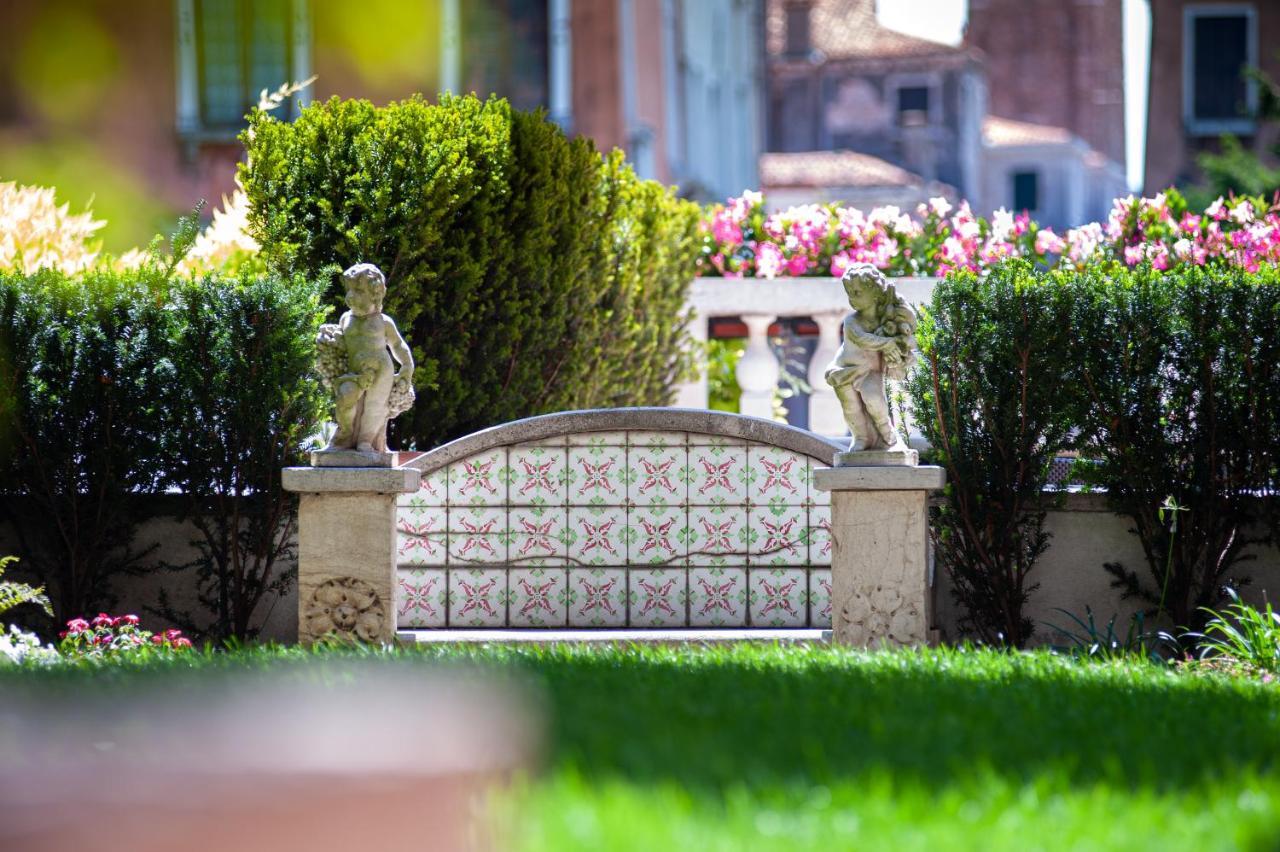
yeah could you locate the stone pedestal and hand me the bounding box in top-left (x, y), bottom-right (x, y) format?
top-left (282, 466), bottom-right (420, 644)
top-left (814, 465), bottom-right (946, 647)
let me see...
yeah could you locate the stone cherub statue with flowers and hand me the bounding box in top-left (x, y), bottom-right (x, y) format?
top-left (824, 262), bottom-right (919, 465)
top-left (313, 263), bottom-right (415, 466)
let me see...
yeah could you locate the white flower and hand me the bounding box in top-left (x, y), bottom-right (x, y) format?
top-left (0, 624), bottom-right (59, 666)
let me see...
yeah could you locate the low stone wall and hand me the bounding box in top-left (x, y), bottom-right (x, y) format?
top-left (0, 498), bottom-right (298, 643)
top-left (4, 491), bottom-right (1279, 645)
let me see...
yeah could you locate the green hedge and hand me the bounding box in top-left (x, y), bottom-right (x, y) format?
top-left (909, 261), bottom-right (1087, 645)
top-left (0, 266), bottom-right (326, 637)
top-left (240, 94), bottom-right (703, 449)
top-left (910, 260), bottom-right (1280, 643)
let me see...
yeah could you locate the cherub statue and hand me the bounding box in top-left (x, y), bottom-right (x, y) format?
top-left (314, 263), bottom-right (415, 458)
top-left (824, 263), bottom-right (917, 457)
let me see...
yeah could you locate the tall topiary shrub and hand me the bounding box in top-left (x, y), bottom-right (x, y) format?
top-left (1077, 265), bottom-right (1280, 630)
top-left (908, 260), bottom-right (1085, 646)
top-left (240, 93), bottom-right (701, 449)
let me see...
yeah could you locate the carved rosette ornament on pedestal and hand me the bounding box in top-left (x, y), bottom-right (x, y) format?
top-left (824, 263), bottom-right (920, 467)
top-left (313, 263), bottom-right (416, 467)
top-left (303, 577), bottom-right (387, 643)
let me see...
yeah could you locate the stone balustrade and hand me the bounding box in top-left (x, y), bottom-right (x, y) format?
top-left (673, 277), bottom-right (940, 434)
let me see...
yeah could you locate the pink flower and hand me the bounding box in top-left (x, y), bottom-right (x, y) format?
top-left (65, 618), bottom-right (90, 635)
top-left (119, 614), bottom-right (140, 626)
top-left (173, 637), bottom-right (193, 649)
top-left (754, 240), bottom-right (783, 279)
top-left (1206, 197), bottom-right (1228, 220)
top-left (1035, 229), bottom-right (1066, 255)
top-left (91, 613), bottom-right (113, 628)
top-left (1124, 244), bottom-right (1144, 266)
top-left (784, 254), bottom-right (810, 276)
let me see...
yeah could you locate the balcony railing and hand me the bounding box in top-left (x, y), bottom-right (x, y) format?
top-left (673, 277), bottom-right (941, 436)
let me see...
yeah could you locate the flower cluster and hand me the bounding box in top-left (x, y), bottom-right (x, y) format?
top-left (698, 189), bottom-right (1280, 278)
top-left (0, 181), bottom-right (106, 274)
top-left (0, 624), bottom-right (58, 666)
top-left (58, 613), bottom-right (193, 660)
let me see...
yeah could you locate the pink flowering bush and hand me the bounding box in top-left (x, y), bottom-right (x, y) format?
top-left (58, 613), bottom-right (194, 661)
top-left (698, 188), bottom-right (1280, 278)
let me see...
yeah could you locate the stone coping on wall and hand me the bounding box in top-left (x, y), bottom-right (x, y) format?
top-left (398, 408), bottom-right (845, 474)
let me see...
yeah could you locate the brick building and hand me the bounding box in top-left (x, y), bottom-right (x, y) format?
top-left (965, 0), bottom-right (1126, 168)
top-left (1143, 0), bottom-right (1280, 192)
top-left (0, 0), bottom-right (762, 248)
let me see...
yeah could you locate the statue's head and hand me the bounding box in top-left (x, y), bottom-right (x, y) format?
top-left (342, 263), bottom-right (386, 316)
top-left (841, 262), bottom-right (889, 313)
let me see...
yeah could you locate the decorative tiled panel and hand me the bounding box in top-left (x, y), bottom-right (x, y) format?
top-left (396, 430), bottom-right (836, 630)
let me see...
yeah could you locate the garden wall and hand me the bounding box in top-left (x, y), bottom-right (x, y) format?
top-left (4, 492), bottom-right (1278, 645)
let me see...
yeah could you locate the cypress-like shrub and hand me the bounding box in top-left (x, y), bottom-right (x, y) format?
top-left (1076, 264), bottom-right (1280, 630)
top-left (908, 260), bottom-right (1086, 646)
top-left (0, 263), bottom-right (327, 636)
top-left (240, 93), bottom-right (702, 449)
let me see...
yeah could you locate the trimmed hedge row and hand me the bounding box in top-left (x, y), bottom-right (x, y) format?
top-left (0, 266), bottom-right (326, 637)
top-left (241, 94), bottom-right (703, 450)
top-left (911, 260), bottom-right (1280, 645)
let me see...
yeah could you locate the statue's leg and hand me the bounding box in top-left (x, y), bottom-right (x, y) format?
top-left (356, 369), bottom-right (395, 452)
top-left (330, 380), bottom-right (360, 449)
top-left (834, 382), bottom-right (874, 452)
top-left (858, 372), bottom-right (902, 449)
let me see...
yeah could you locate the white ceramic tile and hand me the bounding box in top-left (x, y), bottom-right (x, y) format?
top-left (749, 568), bottom-right (807, 627)
top-left (398, 465), bottom-right (448, 507)
top-left (628, 504), bottom-right (688, 566)
top-left (509, 568), bottom-right (568, 627)
top-left (508, 445), bottom-right (568, 506)
top-left (808, 507), bottom-right (833, 565)
top-left (567, 506), bottom-right (627, 565)
top-left (567, 568), bottom-right (627, 626)
top-left (396, 509), bottom-right (448, 566)
top-left (567, 431), bottom-right (627, 447)
top-left (448, 568), bottom-right (507, 627)
top-left (687, 432), bottom-right (746, 447)
top-left (397, 568), bottom-right (446, 628)
top-left (809, 569), bottom-right (833, 629)
top-left (748, 506), bottom-right (808, 566)
top-left (627, 431), bottom-right (687, 449)
top-left (448, 449), bottom-right (506, 506)
top-left (568, 446), bottom-right (627, 503)
top-left (626, 445), bottom-right (687, 507)
top-left (746, 444), bottom-right (806, 505)
top-left (628, 569), bottom-right (688, 627)
top-left (687, 505), bottom-right (750, 566)
top-left (688, 567), bottom-right (748, 627)
top-left (447, 507), bottom-right (507, 565)
top-left (509, 506), bottom-right (568, 566)
top-left (688, 445), bottom-right (748, 505)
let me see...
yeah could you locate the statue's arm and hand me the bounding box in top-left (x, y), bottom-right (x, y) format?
top-left (384, 315), bottom-right (415, 379)
top-left (844, 315), bottom-right (896, 351)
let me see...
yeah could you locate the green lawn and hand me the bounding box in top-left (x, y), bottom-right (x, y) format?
top-left (6, 643), bottom-right (1280, 850)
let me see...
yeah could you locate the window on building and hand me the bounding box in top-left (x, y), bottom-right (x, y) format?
top-left (784, 3), bottom-right (811, 57)
top-left (177, 0), bottom-right (309, 137)
top-left (1012, 171), bottom-right (1039, 213)
top-left (460, 0), bottom-right (549, 113)
top-left (1184, 6), bottom-right (1256, 133)
top-left (897, 85), bottom-right (930, 126)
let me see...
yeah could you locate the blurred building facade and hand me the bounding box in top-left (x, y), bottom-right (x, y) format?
top-left (762, 0), bottom-right (1127, 228)
top-left (0, 0), bottom-right (762, 247)
top-left (1143, 0), bottom-right (1280, 192)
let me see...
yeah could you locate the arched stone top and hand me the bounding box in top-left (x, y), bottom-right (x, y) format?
top-left (401, 408), bottom-right (842, 473)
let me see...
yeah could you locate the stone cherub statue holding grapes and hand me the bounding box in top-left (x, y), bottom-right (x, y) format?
top-left (313, 263), bottom-right (415, 466)
top-left (824, 263), bottom-right (919, 465)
